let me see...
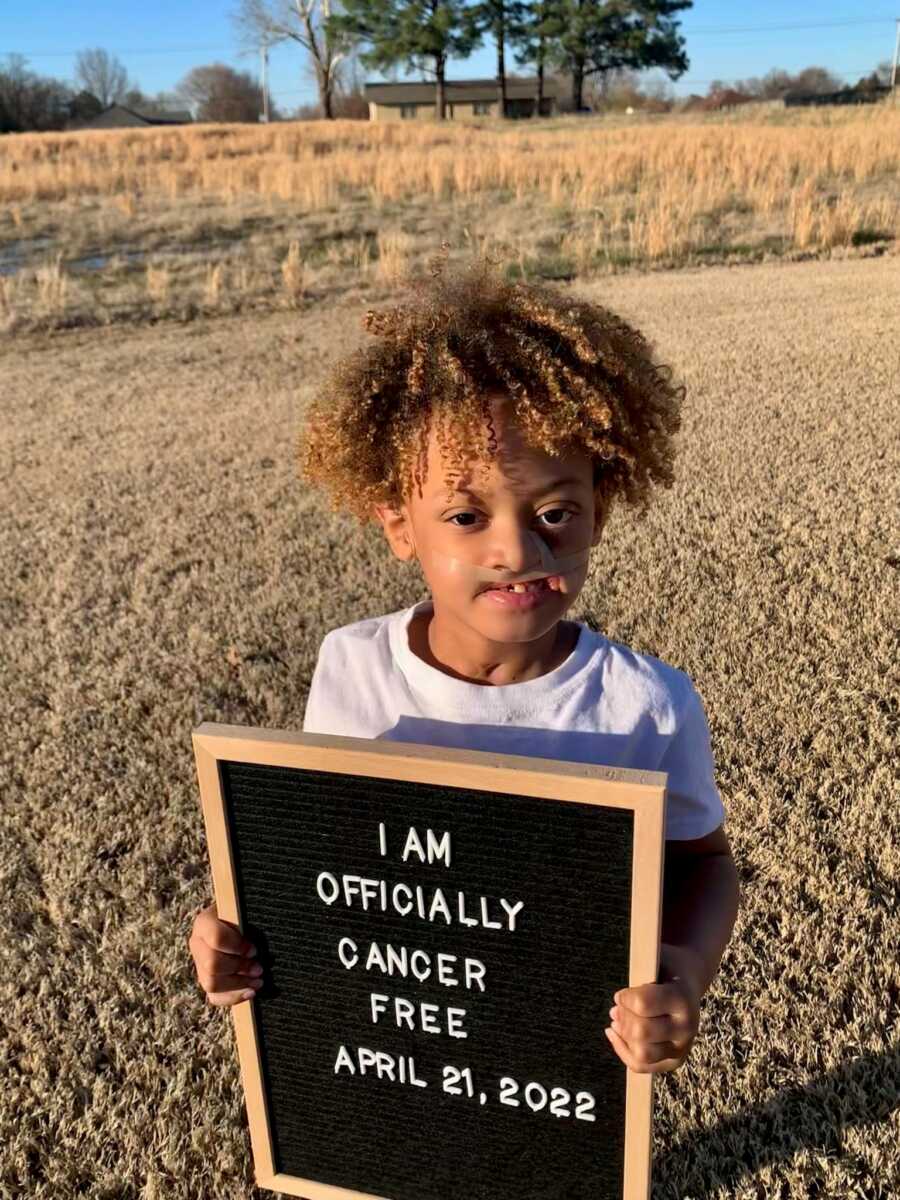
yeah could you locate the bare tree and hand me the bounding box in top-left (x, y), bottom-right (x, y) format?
top-left (715, 65), bottom-right (850, 102)
top-left (177, 63), bottom-right (269, 122)
top-left (597, 66), bottom-right (673, 112)
top-left (332, 42), bottom-right (366, 96)
top-left (74, 47), bottom-right (133, 107)
top-left (327, 45), bottom-right (369, 116)
top-left (232, 0), bottom-right (354, 119)
top-left (0, 53), bottom-right (73, 132)
top-left (792, 65), bottom-right (844, 95)
top-left (120, 88), bottom-right (185, 117)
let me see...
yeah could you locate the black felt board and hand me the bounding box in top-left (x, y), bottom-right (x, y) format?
top-left (221, 759), bottom-right (634, 1200)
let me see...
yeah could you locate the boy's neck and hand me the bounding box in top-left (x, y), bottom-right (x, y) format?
top-left (408, 603), bottom-right (580, 687)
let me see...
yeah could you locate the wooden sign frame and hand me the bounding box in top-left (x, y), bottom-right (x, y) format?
top-left (192, 722), bottom-right (667, 1200)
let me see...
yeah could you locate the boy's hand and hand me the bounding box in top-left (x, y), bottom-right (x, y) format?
top-left (604, 943), bottom-right (703, 1074)
top-left (188, 901), bottom-right (262, 1007)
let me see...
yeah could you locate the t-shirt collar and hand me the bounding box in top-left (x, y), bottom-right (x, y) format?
top-left (388, 598), bottom-right (600, 717)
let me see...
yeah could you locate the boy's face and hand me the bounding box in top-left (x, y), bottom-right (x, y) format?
top-left (374, 396), bottom-right (604, 646)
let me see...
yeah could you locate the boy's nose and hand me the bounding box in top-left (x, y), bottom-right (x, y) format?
top-left (486, 525), bottom-right (546, 575)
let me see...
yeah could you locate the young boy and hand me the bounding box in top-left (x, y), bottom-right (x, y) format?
top-left (189, 250), bottom-right (740, 1077)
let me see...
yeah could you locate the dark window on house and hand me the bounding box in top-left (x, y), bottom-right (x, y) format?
top-left (400, 103), bottom-right (417, 118)
top-left (473, 101), bottom-right (492, 115)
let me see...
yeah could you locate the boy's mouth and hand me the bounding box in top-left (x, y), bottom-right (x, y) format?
top-left (480, 576), bottom-right (562, 594)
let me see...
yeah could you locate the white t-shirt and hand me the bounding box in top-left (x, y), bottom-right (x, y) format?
top-left (302, 599), bottom-right (725, 842)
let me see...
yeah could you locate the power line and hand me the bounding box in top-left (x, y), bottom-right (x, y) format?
top-left (6, 45), bottom-right (235, 59)
top-left (641, 67), bottom-right (884, 91)
top-left (685, 16), bottom-right (897, 37)
top-left (266, 65), bottom-right (886, 99)
top-left (9, 15), bottom-right (898, 59)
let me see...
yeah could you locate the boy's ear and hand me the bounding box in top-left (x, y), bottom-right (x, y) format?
top-left (372, 502), bottom-right (417, 563)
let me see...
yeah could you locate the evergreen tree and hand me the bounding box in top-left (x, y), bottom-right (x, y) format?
top-left (468, 0), bottom-right (533, 117)
top-left (555, 0), bottom-right (691, 112)
top-left (510, 0), bottom-right (566, 113)
top-left (325, 0), bottom-right (483, 119)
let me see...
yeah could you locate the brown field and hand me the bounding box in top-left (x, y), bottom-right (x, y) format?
top-left (2, 247), bottom-right (898, 1198)
top-left (1, 100), bottom-right (899, 335)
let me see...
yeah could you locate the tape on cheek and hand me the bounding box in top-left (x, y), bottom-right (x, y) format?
top-left (428, 529), bottom-right (593, 584)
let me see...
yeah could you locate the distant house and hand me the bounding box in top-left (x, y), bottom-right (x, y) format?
top-left (785, 84), bottom-right (890, 108)
top-left (698, 89), bottom-right (756, 112)
top-left (73, 104), bottom-right (193, 130)
top-left (365, 78), bottom-right (558, 121)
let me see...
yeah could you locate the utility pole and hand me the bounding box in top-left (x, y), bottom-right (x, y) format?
top-left (260, 41), bottom-right (271, 122)
top-left (891, 19), bottom-right (900, 96)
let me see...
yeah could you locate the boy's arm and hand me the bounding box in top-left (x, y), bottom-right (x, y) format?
top-left (605, 823), bottom-right (740, 1073)
top-left (660, 824), bottom-right (741, 999)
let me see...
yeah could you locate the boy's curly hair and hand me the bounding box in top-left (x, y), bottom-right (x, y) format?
top-left (298, 245), bottom-right (684, 527)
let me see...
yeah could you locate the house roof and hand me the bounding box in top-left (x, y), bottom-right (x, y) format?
top-left (80, 104), bottom-right (193, 129)
top-left (365, 78), bottom-right (559, 104)
top-left (701, 89), bottom-right (755, 110)
top-left (143, 109), bottom-right (193, 124)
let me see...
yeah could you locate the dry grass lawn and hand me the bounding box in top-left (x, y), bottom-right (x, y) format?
top-left (1, 251), bottom-right (898, 1199)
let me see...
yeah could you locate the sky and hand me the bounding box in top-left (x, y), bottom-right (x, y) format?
top-left (1, 2), bottom-right (896, 112)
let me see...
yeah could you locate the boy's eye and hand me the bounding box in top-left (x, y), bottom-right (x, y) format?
top-left (538, 508), bottom-right (573, 527)
top-left (447, 509), bottom-right (573, 528)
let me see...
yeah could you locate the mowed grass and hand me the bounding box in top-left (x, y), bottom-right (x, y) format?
top-left (1, 100), bottom-right (899, 333)
top-left (1, 252), bottom-right (898, 1199)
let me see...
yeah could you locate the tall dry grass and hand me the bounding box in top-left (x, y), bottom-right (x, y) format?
top-left (203, 262), bottom-right (224, 307)
top-left (280, 240), bottom-right (305, 306)
top-left (1, 103), bottom-right (897, 333)
top-left (374, 229), bottom-right (414, 284)
top-left (145, 262), bottom-right (171, 307)
top-left (2, 105), bottom-right (897, 243)
top-left (34, 253), bottom-right (67, 316)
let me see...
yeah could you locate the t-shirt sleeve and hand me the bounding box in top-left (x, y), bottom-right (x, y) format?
top-left (301, 633), bottom-right (334, 734)
top-left (657, 677), bottom-right (726, 841)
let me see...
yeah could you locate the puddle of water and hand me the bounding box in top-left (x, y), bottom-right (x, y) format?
top-left (0, 236), bottom-right (54, 276)
top-left (69, 249), bottom-right (147, 272)
top-left (2, 243), bottom-right (171, 276)
top-left (1, 238), bottom-right (246, 277)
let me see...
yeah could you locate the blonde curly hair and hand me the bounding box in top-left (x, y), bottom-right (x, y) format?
top-left (298, 245), bottom-right (684, 528)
